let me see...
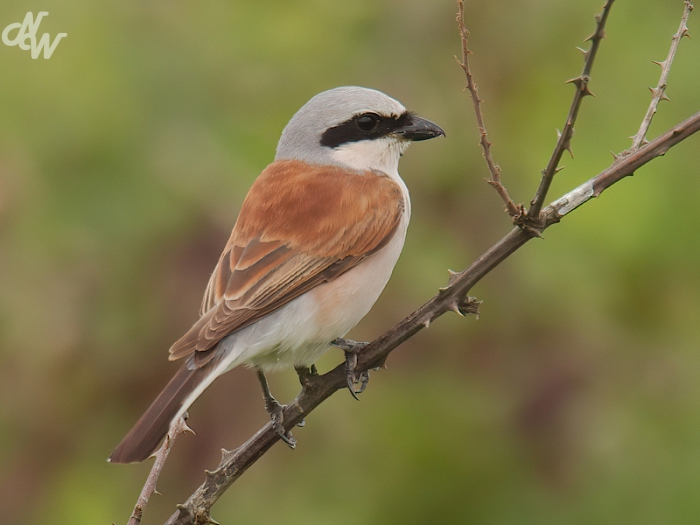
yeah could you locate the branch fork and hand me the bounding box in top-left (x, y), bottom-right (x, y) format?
top-left (117, 2), bottom-right (699, 524)
top-left (456, 0), bottom-right (520, 219)
top-left (162, 110), bottom-right (700, 525)
top-left (625, 0), bottom-right (694, 154)
top-left (528, 0), bottom-right (614, 220)
top-left (126, 416), bottom-right (193, 525)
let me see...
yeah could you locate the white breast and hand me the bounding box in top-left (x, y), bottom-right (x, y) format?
top-left (215, 170), bottom-right (411, 373)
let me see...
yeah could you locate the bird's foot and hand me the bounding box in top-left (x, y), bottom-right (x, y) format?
top-left (293, 364), bottom-right (318, 428)
top-left (332, 338), bottom-right (370, 400)
top-left (257, 368), bottom-right (297, 448)
top-left (263, 396), bottom-right (297, 449)
top-left (294, 365), bottom-right (318, 427)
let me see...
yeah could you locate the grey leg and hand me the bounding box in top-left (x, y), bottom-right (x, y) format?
top-left (256, 369), bottom-right (296, 449)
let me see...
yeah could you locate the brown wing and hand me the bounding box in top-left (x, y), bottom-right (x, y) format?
top-left (168, 159), bottom-right (404, 364)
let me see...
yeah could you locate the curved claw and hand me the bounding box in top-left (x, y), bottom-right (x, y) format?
top-left (277, 428), bottom-right (297, 449)
top-left (343, 345), bottom-right (371, 400)
top-left (356, 370), bottom-right (370, 395)
top-left (347, 379), bottom-right (360, 401)
top-left (267, 401), bottom-right (296, 449)
top-left (345, 350), bottom-right (360, 400)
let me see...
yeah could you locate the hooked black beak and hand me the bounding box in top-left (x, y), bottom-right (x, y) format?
top-left (394, 115), bottom-right (445, 141)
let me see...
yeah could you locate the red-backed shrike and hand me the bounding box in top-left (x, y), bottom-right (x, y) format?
top-left (109, 86), bottom-right (444, 463)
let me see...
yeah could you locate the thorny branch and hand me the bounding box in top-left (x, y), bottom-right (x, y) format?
top-left (528, 0), bottom-right (615, 221)
top-left (127, 417), bottom-right (191, 525)
top-left (164, 110), bottom-right (700, 525)
top-left (455, 0), bottom-right (520, 218)
top-left (628, 0), bottom-right (693, 152)
top-left (121, 3), bottom-right (697, 524)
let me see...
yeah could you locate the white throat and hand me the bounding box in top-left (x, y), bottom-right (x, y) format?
top-left (330, 137), bottom-right (409, 177)
top-left (329, 136), bottom-right (411, 221)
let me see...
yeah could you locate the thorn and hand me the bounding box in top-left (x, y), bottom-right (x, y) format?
top-left (556, 128), bottom-right (562, 140)
top-left (565, 76), bottom-right (593, 97)
top-left (153, 489), bottom-right (162, 496)
top-left (652, 59), bottom-right (666, 68)
top-left (448, 269), bottom-right (460, 286)
top-left (648, 87), bottom-right (669, 101)
top-left (207, 517), bottom-right (220, 525)
top-left (575, 46), bottom-right (590, 60)
top-left (564, 139), bottom-right (574, 158)
top-left (422, 318), bottom-right (431, 328)
top-left (610, 150), bottom-right (622, 161)
top-left (181, 421), bottom-right (196, 435)
top-left (205, 469), bottom-right (216, 478)
top-left (555, 166), bottom-right (566, 174)
top-left (449, 300), bottom-right (465, 317)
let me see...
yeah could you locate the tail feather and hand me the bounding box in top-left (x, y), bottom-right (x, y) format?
top-left (109, 359), bottom-right (218, 463)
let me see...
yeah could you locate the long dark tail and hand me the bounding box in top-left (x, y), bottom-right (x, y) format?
top-left (109, 359), bottom-right (219, 463)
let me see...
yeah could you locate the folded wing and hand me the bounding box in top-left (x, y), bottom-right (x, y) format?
top-left (169, 159), bottom-right (405, 365)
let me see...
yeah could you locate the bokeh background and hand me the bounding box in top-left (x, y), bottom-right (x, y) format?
top-left (1, 0), bottom-right (699, 523)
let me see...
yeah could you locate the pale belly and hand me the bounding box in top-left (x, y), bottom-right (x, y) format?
top-left (216, 211), bottom-right (409, 373)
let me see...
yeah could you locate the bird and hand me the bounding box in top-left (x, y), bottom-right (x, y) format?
top-left (109, 86), bottom-right (444, 463)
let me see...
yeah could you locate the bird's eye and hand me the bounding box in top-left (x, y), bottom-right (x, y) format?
top-left (356, 114), bottom-right (380, 132)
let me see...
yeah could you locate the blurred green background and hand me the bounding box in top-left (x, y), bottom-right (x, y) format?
top-left (1, 0), bottom-right (699, 523)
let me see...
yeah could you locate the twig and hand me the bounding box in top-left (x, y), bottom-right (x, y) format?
top-left (163, 110), bottom-right (700, 525)
top-left (143, 3), bottom-right (697, 523)
top-left (455, 0), bottom-right (520, 218)
top-left (628, 0), bottom-right (693, 152)
top-left (127, 416), bottom-right (192, 525)
top-left (528, 0), bottom-right (615, 221)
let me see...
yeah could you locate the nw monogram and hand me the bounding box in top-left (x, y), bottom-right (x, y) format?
top-left (2, 12), bottom-right (66, 59)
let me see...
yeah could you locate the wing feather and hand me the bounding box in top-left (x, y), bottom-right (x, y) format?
top-left (170, 160), bottom-right (404, 363)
